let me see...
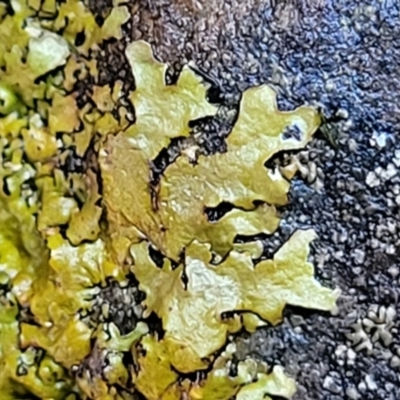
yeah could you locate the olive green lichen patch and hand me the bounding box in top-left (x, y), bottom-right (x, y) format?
top-left (99, 41), bottom-right (337, 399)
top-left (0, 1), bottom-right (132, 397)
top-left (0, 297), bottom-right (74, 400)
top-left (131, 340), bottom-right (297, 400)
top-left (0, 1), bottom-right (338, 399)
top-left (131, 230), bottom-right (336, 374)
top-left (101, 41), bottom-right (321, 261)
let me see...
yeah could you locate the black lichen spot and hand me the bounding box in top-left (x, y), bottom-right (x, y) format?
top-left (75, 30), bottom-right (86, 47)
top-left (148, 245), bottom-right (164, 268)
top-left (204, 202), bottom-right (234, 222)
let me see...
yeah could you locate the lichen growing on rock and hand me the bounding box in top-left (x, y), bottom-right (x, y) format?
top-left (0, 1), bottom-right (338, 399)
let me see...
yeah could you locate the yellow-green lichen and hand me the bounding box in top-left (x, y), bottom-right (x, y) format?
top-left (0, 1), bottom-right (338, 399)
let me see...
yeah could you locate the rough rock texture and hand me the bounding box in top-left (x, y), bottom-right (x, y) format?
top-left (90, 1), bottom-right (400, 399)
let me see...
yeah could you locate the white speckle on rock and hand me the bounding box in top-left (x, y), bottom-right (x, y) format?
top-left (388, 266), bottom-right (399, 278)
top-left (293, 326), bottom-right (302, 334)
top-left (336, 108), bottom-right (349, 119)
top-left (346, 386), bottom-right (360, 400)
top-left (394, 149), bottom-right (400, 167)
top-left (390, 355), bottom-right (400, 369)
top-left (346, 320), bottom-right (373, 354)
top-left (358, 381), bottom-right (366, 392)
top-left (323, 375), bottom-right (342, 394)
top-left (386, 243), bottom-right (396, 255)
top-left (343, 118), bottom-right (353, 131)
top-left (353, 249), bottom-right (366, 264)
top-left (370, 131), bottom-right (388, 149)
top-left (347, 348), bottom-right (356, 361)
top-left (335, 345), bottom-right (347, 358)
top-left (348, 138), bottom-right (358, 152)
top-left (366, 171), bottom-right (380, 187)
top-left (381, 163), bottom-right (397, 180)
top-left (325, 79), bottom-right (335, 91)
top-left (365, 374), bottom-right (377, 391)
top-left (386, 306), bottom-right (396, 322)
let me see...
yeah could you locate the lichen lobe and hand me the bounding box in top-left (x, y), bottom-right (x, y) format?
top-left (101, 40), bottom-right (321, 261)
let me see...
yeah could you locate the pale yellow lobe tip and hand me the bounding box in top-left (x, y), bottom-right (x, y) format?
top-left (28, 32), bottom-right (70, 78)
top-left (125, 40), bottom-right (164, 76)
